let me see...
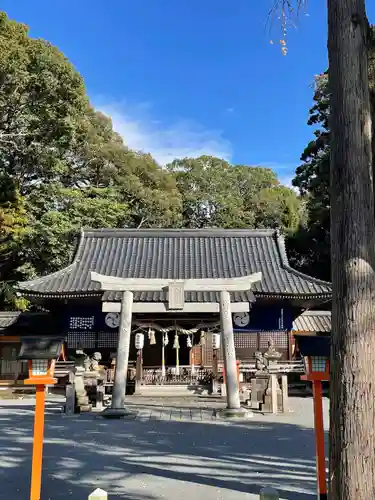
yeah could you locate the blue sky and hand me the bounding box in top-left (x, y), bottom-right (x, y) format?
top-left (2, 0), bottom-right (373, 185)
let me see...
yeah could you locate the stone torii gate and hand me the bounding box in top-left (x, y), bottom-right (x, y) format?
top-left (91, 271), bottom-right (262, 418)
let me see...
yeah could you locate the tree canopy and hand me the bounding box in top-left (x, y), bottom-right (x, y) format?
top-left (288, 37), bottom-right (375, 282)
top-left (0, 11), bottom-right (305, 310)
top-left (286, 73), bottom-right (331, 281)
top-left (168, 156), bottom-right (302, 230)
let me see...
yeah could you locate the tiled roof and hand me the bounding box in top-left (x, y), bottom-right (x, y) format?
top-left (293, 310), bottom-right (331, 333)
top-left (0, 312), bottom-right (20, 329)
top-left (0, 312), bottom-right (59, 334)
top-left (18, 228), bottom-right (332, 302)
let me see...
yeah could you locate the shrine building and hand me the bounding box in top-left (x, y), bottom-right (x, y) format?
top-left (1, 228), bottom-right (332, 386)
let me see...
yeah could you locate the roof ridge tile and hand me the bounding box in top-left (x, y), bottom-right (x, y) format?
top-left (17, 227), bottom-right (332, 300)
top-left (81, 227), bottom-right (277, 238)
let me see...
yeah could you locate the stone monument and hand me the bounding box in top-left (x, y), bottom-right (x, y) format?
top-left (263, 338), bottom-right (282, 369)
top-left (69, 350), bottom-right (107, 413)
top-left (250, 339), bottom-right (283, 413)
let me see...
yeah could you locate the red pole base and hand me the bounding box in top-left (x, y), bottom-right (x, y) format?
top-left (312, 380), bottom-right (327, 500)
top-left (30, 385), bottom-right (46, 500)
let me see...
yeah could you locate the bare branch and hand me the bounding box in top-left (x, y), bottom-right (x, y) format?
top-left (0, 132), bottom-right (32, 144)
top-left (266, 0), bottom-right (308, 54)
top-left (137, 217), bottom-right (147, 229)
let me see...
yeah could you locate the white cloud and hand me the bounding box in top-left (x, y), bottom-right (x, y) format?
top-left (95, 101), bottom-right (232, 166)
top-left (278, 174), bottom-right (295, 189)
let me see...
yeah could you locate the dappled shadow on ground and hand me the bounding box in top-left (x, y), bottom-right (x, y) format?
top-left (0, 401), bottom-right (327, 500)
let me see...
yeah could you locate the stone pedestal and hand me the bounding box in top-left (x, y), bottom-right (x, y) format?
top-left (211, 378), bottom-right (219, 395)
top-left (70, 368), bottom-right (109, 413)
top-left (250, 373), bottom-right (269, 410)
top-left (263, 374), bottom-right (282, 414)
top-left (215, 406), bottom-right (253, 419)
top-left (74, 369), bottom-right (91, 413)
top-left (221, 382), bottom-right (227, 397)
top-left (250, 372), bottom-right (283, 413)
top-left (101, 407), bottom-right (135, 419)
top-left (134, 380), bottom-right (141, 395)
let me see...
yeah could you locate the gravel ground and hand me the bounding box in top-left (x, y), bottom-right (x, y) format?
top-left (0, 396), bottom-right (329, 500)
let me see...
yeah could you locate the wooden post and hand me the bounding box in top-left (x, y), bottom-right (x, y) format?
top-left (219, 290), bottom-right (241, 410)
top-left (135, 350), bottom-right (142, 394)
top-left (259, 486), bottom-right (279, 499)
top-left (96, 384), bottom-right (105, 410)
top-left (212, 349), bottom-right (218, 394)
top-left (200, 335), bottom-right (204, 370)
top-left (175, 343), bottom-right (180, 375)
top-left (30, 385), bottom-right (46, 500)
top-left (88, 488), bottom-right (107, 499)
top-left (161, 340), bottom-right (166, 377)
top-left (190, 337), bottom-right (195, 375)
top-left (104, 291), bottom-right (133, 417)
top-left (312, 380), bottom-right (327, 500)
top-left (270, 374), bottom-right (278, 414)
top-left (250, 378), bottom-right (259, 409)
top-left (281, 375), bottom-right (289, 413)
top-left (65, 382), bottom-right (75, 415)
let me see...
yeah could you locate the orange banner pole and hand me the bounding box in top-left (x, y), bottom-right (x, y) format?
top-left (30, 384), bottom-right (46, 500)
top-left (312, 380), bottom-right (327, 500)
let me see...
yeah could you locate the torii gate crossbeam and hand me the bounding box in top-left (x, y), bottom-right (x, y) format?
top-left (91, 271), bottom-right (262, 418)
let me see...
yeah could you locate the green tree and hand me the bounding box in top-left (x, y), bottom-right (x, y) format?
top-left (290, 48), bottom-right (375, 282)
top-left (288, 73), bottom-right (331, 280)
top-left (0, 174), bottom-right (29, 310)
top-left (0, 11), bottom-right (90, 306)
top-left (168, 156), bottom-right (246, 228)
top-left (116, 152), bottom-right (182, 229)
top-left (169, 155), bottom-right (302, 231)
top-left (0, 12), bottom-right (88, 193)
top-left (61, 108), bottom-right (126, 189)
top-left (24, 185), bottom-right (130, 274)
top-left (0, 12), bottom-right (183, 305)
top-left (251, 185), bottom-right (302, 231)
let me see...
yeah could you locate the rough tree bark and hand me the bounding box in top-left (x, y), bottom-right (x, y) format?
top-left (369, 28), bottom-right (375, 187)
top-left (328, 0), bottom-right (375, 498)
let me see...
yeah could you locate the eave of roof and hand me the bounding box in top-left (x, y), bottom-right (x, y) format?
top-left (0, 311), bottom-right (59, 335)
top-left (293, 310), bottom-right (331, 333)
top-left (0, 312), bottom-right (22, 329)
top-left (17, 228), bottom-right (332, 302)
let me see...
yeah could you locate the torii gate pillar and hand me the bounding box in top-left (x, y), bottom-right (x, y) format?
top-left (219, 290), bottom-right (242, 412)
top-left (91, 271), bottom-right (262, 418)
top-left (110, 291), bottom-right (133, 417)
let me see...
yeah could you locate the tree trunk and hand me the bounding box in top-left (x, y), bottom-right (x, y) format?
top-left (369, 27), bottom-right (375, 184)
top-left (328, 0), bottom-right (375, 498)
